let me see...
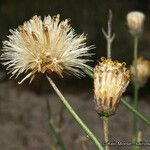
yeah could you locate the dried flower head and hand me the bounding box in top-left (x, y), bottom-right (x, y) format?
top-left (127, 11), bottom-right (145, 35)
top-left (1, 15), bottom-right (93, 84)
top-left (130, 57), bottom-right (150, 87)
top-left (94, 58), bottom-right (131, 117)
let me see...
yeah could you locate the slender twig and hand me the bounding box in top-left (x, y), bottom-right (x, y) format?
top-left (121, 98), bottom-right (150, 125)
top-left (101, 10), bottom-right (114, 150)
top-left (49, 120), bottom-right (66, 150)
top-left (107, 9), bottom-right (112, 58)
top-left (133, 36), bottom-right (139, 109)
top-left (84, 68), bottom-right (150, 126)
top-left (102, 10), bottom-right (115, 58)
top-left (132, 35), bottom-right (140, 150)
top-left (46, 98), bottom-right (66, 150)
top-left (103, 117), bottom-right (110, 150)
top-left (46, 75), bottom-right (104, 150)
top-left (46, 98), bottom-right (57, 149)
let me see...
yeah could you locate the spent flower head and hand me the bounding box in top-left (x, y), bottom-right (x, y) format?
top-left (130, 57), bottom-right (150, 87)
top-left (126, 11), bottom-right (145, 36)
top-left (94, 58), bottom-right (131, 117)
top-left (1, 14), bottom-right (93, 84)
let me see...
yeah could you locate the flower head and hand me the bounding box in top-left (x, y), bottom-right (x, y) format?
top-left (130, 57), bottom-right (150, 87)
top-left (94, 58), bottom-right (131, 116)
top-left (1, 14), bottom-right (93, 84)
top-left (126, 11), bottom-right (145, 35)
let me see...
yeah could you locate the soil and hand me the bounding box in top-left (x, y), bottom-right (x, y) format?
top-left (0, 80), bottom-right (150, 150)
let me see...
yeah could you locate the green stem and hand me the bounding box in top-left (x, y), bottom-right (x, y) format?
top-left (132, 36), bottom-right (139, 149)
top-left (46, 97), bottom-right (66, 150)
top-left (121, 98), bottom-right (150, 125)
top-left (84, 69), bottom-right (150, 126)
top-left (47, 76), bottom-right (104, 150)
top-left (49, 120), bottom-right (66, 150)
top-left (133, 36), bottom-right (139, 109)
top-left (103, 117), bottom-right (110, 150)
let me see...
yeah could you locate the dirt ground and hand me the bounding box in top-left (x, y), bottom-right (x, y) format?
top-left (0, 80), bottom-right (150, 150)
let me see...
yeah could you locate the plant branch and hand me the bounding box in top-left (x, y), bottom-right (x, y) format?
top-left (103, 117), bottom-right (110, 150)
top-left (49, 120), bottom-right (66, 150)
top-left (121, 98), bottom-right (150, 125)
top-left (102, 10), bottom-right (115, 58)
top-left (46, 98), bottom-right (66, 150)
top-left (46, 75), bottom-right (104, 150)
top-left (132, 35), bottom-right (139, 149)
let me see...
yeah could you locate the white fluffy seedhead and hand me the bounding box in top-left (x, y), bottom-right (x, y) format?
top-left (1, 14), bottom-right (93, 84)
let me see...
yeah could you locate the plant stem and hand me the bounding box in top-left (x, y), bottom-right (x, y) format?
top-left (49, 120), bottom-right (66, 150)
top-left (46, 76), bottom-right (104, 150)
top-left (132, 35), bottom-right (139, 149)
top-left (102, 10), bottom-right (115, 59)
top-left (107, 10), bottom-right (112, 58)
top-left (84, 68), bottom-right (150, 126)
top-left (121, 98), bottom-right (150, 125)
top-left (103, 117), bottom-right (110, 150)
top-left (101, 10), bottom-right (113, 150)
top-left (46, 98), bottom-right (66, 150)
top-left (133, 36), bottom-right (139, 109)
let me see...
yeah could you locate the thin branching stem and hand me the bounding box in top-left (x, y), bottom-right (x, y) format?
top-left (133, 36), bottom-right (139, 110)
top-left (121, 98), bottom-right (150, 125)
top-left (46, 98), bottom-right (66, 150)
top-left (102, 10), bottom-right (115, 58)
top-left (49, 120), bottom-right (66, 150)
top-left (46, 75), bottom-right (104, 150)
top-left (132, 35), bottom-right (140, 150)
top-left (100, 10), bottom-right (114, 150)
top-left (107, 10), bottom-right (112, 58)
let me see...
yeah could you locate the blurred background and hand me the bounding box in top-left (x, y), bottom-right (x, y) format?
top-left (0, 0), bottom-right (150, 150)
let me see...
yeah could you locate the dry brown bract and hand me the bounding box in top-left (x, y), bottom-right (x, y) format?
top-left (1, 14), bottom-right (93, 84)
top-left (94, 58), bottom-right (131, 116)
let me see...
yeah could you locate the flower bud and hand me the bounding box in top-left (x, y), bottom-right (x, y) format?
top-left (130, 57), bottom-right (150, 87)
top-left (127, 11), bottom-right (145, 36)
top-left (94, 58), bottom-right (131, 117)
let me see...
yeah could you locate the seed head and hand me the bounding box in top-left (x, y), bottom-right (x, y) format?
top-left (130, 57), bottom-right (150, 87)
top-left (1, 15), bottom-right (93, 84)
top-left (94, 58), bottom-right (131, 117)
top-left (127, 11), bottom-right (145, 36)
